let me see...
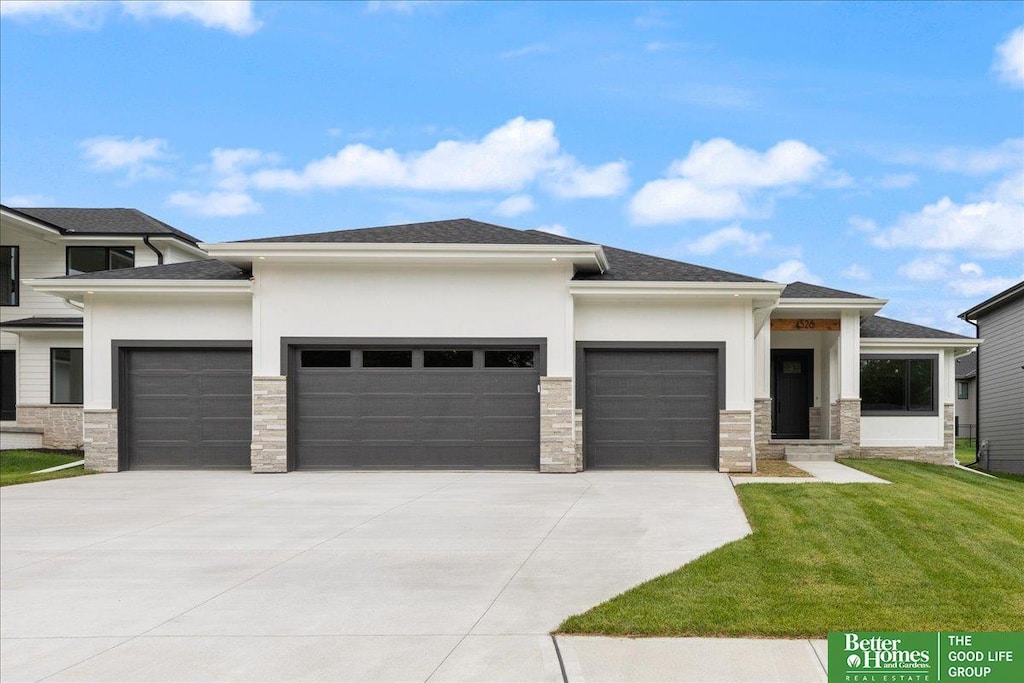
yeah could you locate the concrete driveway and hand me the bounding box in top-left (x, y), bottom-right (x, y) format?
top-left (1, 471), bottom-right (750, 682)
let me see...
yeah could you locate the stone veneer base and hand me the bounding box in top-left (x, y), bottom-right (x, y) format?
top-left (859, 404), bottom-right (955, 466)
top-left (251, 376), bottom-right (288, 473)
top-left (719, 409), bottom-right (753, 473)
top-left (540, 377), bottom-right (576, 473)
top-left (83, 409), bottom-right (118, 472)
top-left (753, 398), bottom-right (784, 460)
top-left (16, 405), bottom-right (84, 449)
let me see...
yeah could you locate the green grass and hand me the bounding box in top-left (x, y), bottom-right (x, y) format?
top-left (956, 438), bottom-right (977, 465)
top-left (558, 460), bottom-right (1024, 638)
top-left (0, 450), bottom-right (93, 487)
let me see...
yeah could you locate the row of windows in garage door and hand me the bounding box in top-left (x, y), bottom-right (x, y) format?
top-left (119, 345), bottom-right (720, 472)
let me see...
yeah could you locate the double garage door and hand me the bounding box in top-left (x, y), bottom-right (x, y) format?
top-left (119, 344), bottom-right (719, 471)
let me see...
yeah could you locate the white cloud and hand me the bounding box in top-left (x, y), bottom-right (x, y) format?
top-left (534, 223), bottom-right (569, 237)
top-left (250, 117), bottom-right (629, 198)
top-left (167, 190), bottom-right (261, 216)
top-left (890, 138), bottom-right (1024, 175)
top-left (208, 147), bottom-right (279, 190)
top-left (948, 276), bottom-right (1021, 298)
top-left (993, 26), bottom-right (1024, 88)
top-left (122, 1), bottom-right (260, 35)
top-left (2, 193), bottom-right (55, 206)
top-left (897, 255), bottom-right (952, 281)
top-left (629, 138), bottom-right (831, 225)
top-left (79, 135), bottom-right (168, 179)
top-left (687, 225), bottom-right (771, 255)
top-left (1, 0), bottom-right (261, 34)
top-left (877, 173), bottom-right (919, 189)
top-left (959, 262), bottom-right (984, 277)
top-left (365, 1), bottom-right (444, 14)
top-left (762, 259), bottom-right (823, 285)
top-left (870, 171), bottom-right (1024, 256)
top-left (841, 264), bottom-right (871, 281)
top-left (499, 43), bottom-right (550, 59)
top-left (493, 194), bottom-right (536, 217)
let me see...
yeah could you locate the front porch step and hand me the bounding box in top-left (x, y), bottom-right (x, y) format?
top-left (0, 426), bottom-right (44, 450)
top-left (783, 443), bottom-right (838, 462)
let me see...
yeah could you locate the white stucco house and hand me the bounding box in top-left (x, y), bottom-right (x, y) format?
top-left (0, 205), bottom-right (207, 449)
top-left (22, 218), bottom-right (978, 473)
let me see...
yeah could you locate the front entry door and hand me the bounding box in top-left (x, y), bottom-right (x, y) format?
top-left (771, 349), bottom-right (812, 439)
top-left (0, 351), bottom-right (14, 421)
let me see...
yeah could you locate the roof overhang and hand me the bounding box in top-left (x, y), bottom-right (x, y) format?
top-left (0, 325), bottom-right (83, 334)
top-left (24, 278), bottom-right (252, 302)
top-left (202, 242), bottom-right (609, 273)
top-left (569, 281), bottom-right (785, 302)
top-left (959, 281), bottom-right (1024, 321)
top-left (776, 297), bottom-right (887, 316)
top-left (861, 337), bottom-right (980, 350)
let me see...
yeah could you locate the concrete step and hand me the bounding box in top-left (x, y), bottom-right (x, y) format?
top-left (1, 427), bottom-right (44, 450)
top-left (784, 445), bottom-right (837, 462)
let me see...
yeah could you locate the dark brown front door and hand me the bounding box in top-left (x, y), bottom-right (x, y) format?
top-left (771, 349), bottom-right (813, 439)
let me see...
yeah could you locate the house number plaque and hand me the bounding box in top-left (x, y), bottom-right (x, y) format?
top-left (770, 318), bottom-right (841, 332)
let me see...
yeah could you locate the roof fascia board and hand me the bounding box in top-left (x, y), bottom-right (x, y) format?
top-left (861, 337), bottom-right (979, 348)
top-left (570, 281), bottom-right (785, 299)
top-left (959, 283), bottom-right (1024, 321)
top-left (0, 326), bottom-right (83, 334)
top-left (0, 208), bottom-right (64, 236)
top-left (777, 297), bottom-right (887, 310)
top-left (24, 278), bottom-right (253, 297)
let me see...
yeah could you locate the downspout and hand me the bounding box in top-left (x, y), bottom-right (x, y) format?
top-left (62, 298), bottom-right (84, 312)
top-left (142, 236), bottom-right (164, 265)
top-left (963, 319), bottom-right (980, 468)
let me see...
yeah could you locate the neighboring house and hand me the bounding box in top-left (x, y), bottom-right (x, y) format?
top-left (954, 350), bottom-right (977, 441)
top-left (0, 206), bottom-right (207, 449)
top-left (960, 281), bottom-right (1024, 475)
top-left (25, 218), bottom-right (978, 473)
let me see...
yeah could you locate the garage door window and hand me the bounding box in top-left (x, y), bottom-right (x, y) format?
top-left (301, 349), bottom-right (351, 367)
top-left (484, 350), bottom-right (535, 368)
top-left (423, 349), bottom-right (473, 368)
top-left (362, 349), bottom-right (413, 367)
top-left (50, 348), bottom-right (83, 404)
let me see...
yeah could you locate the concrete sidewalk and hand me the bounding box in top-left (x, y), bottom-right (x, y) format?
top-left (557, 636), bottom-right (829, 682)
top-left (733, 460), bottom-right (889, 485)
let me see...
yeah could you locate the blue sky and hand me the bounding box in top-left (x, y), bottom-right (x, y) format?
top-left (1, 1), bottom-right (1022, 332)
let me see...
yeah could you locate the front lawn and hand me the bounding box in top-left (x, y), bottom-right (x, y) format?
top-left (0, 450), bottom-right (93, 487)
top-left (559, 460), bottom-right (1024, 638)
top-left (955, 438), bottom-right (976, 465)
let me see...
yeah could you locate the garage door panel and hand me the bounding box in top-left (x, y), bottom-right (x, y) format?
top-left (293, 345), bottom-right (539, 470)
top-left (124, 348), bottom-right (252, 470)
top-left (585, 349), bottom-right (718, 470)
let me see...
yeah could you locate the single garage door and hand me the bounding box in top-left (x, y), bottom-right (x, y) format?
top-left (122, 348), bottom-right (252, 469)
top-left (292, 346), bottom-right (539, 469)
top-left (584, 348), bottom-right (719, 469)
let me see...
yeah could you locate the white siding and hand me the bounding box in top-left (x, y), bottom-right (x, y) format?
top-left (253, 261), bottom-right (575, 377)
top-left (573, 299), bottom-right (754, 410)
top-left (16, 331), bottom-right (83, 405)
top-left (84, 292), bottom-right (252, 409)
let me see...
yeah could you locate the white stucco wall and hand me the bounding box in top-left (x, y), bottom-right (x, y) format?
top-left (860, 345), bottom-right (953, 447)
top-left (252, 261), bottom-right (575, 377)
top-left (573, 299), bottom-right (754, 410)
top-left (83, 292), bottom-right (252, 409)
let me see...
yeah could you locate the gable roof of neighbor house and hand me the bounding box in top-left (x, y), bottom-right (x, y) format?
top-left (781, 281), bottom-right (872, 299)
top-left (959, 280), bottom-right (1024, 321)
top-left (57, 259), bottom-right (249, 281)
top-left (860, 314), bottom-right (972, 340)
top-left (956, 351), bottom-right (978, 379)
top-left (234, 218), bottom-right (768, 284)
top-left (2, 206), bottom-right (201, 246)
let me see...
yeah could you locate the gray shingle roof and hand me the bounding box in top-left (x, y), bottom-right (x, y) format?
top-left (782, 281), bottom-right (872, 299)
top-left (573, 245), bottom-right (767, 283)
top-left (4, 206), bottom-right (201, 245)
top-left (242, 219), bottom-right (587, 245)
top-left (0, 316), bottom-right (83, 329)
top-left (956, 351), bottom-right (977, 379)
top-left (860, 315), bottom-right (971, 340)
top-left (56, 259), bottom-right (249, 281)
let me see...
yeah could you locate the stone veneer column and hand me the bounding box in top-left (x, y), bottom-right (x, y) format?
top-left (719, 410), bottom-right (754, 473)
top-left (573, 408), bottom-right (584, 471)
top-left (251, 376), bottom-right (288, 473)
top-left (837, 398), bottom-right (861, 456)
top-left (753, 398), bottom-right (773, 461)
top-left (942, 403), bottom-right (955, 464)
top-left (16, 405), bottom-right (84, 449)
top-left (808, 407), bottom-right (822, 439)
top-left (540, 377), bottom-right (576, 473)
top-left (83, 409), bottom-right (118, 472)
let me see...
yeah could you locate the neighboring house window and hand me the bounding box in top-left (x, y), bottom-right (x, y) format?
top-left (0, 245), bottom-right (18, 306)
top-left (50, 348), bottom-right (84, 405)
top-left (860, 354), bottom-right (937, 415)
top-left (66, 246), bottom-right (134, 275)
top-left (957, 381), bottom-right (969, 400)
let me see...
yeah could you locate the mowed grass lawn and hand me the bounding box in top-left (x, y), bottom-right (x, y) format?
top-left (559, 460), bottom-right (1024, 638)
top-left (0, 450), bottom-right (92, 486)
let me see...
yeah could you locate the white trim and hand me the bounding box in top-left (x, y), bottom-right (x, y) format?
top-left (777, 297), bottom-right (887, 310)
top-left (203, 242), bottom-right (609, 272)
top-left (860, 337), bottom-right (979, 349)
top-left (24, 278), bottom-right (253, 299)
top-left (0, 207), bottom-right (63, 235)
top-left (569, 280), bottom-right (785, 300)
top-left (0, 327), bottom-right (82, 335)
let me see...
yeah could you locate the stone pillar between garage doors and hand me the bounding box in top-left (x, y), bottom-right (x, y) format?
top-left (251, 376), bottom-right (288, 473)
top-left (540, 377), bottom-right (576, 473)
top-left (83, 409), bottom-right (118, 472)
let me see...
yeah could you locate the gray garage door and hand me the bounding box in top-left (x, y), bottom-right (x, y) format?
top-left (584, 349), bottom-right (719, 469)
top-left (292, 346), bottom-right (539, 469)
top-left (123, 348), bottom-right (252, 469)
